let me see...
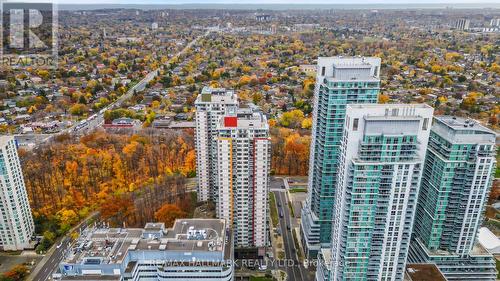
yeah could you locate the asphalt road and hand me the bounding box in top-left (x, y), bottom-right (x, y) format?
top-left (29, 213), bottom-right (98, 281)
top-left (270, 176), bottom-right (286, 191)
top-left (274, 190), bottom-right (310, 281)
top-left (32, 237), bottom-right (71, 281)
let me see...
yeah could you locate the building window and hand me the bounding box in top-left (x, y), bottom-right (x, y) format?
top-left (321, 66), bottom-right (326, 76)
top-left (423, 118), bottom-right (429, 130)
top-left (353, 119), bottom-right (359, 131)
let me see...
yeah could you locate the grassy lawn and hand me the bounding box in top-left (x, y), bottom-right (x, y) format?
top-left (485, 219), bottom-right (500, 236)
top-left (278, 251), bottom-right (285, 260)
top-left (250, 277), bottom-right (274, 281)
top-left (269, 192), bottom-right (279, 227)
top-left (188, 191), bottom-right (198, 217)
top-left (289, 188), bottom-right (307, 193)
top-left (292, 229), bottom-right (304, 261)
top-left (288, 200), bottom-right (295, 217)
top-left (486, 206), bottom-right (500, 219)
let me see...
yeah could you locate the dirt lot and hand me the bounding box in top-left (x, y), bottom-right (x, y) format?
top-left (0, 252), bottom-right (41, 274)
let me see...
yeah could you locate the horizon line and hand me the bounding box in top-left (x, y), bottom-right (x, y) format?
top-left (55, 2), bottom-right (500, 8)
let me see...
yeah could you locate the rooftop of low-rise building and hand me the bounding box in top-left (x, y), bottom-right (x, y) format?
top-left (418, 237), bottom-right (491, 257)
top-left (405, 264), bottom-right (447, 281)
top-left (319, 248), bottom-right (332, 271)
top-left (477, 227), bottom-right (500, 255)
top-left (111, 117), bottom-right (139, 125)
top-left (59, 276), bottom-right (120, 281)
top-left (62, 219), bottom-right (230, 266)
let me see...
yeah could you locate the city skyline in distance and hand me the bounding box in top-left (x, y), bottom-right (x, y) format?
top-left (54, 0), bottom-right (500, 6)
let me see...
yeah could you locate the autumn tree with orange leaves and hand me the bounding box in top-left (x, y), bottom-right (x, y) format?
top-left (270, 126), bottom-right (310, 175)
top-left (2, 264), bottom-right (29, 280)
top-left (154, 204), bottom-right (187, 227)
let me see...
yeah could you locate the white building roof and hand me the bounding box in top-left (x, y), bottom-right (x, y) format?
top-left (433, 116), bottom-right (496, 145)
top-left (478, 227), bottom-right (500, 254)
top-left (317, 56), bottom-right (381, 81)
top-left (0, 135), bottom-right (14, 148)
top-left (195, 86), bottom-right (238, 105)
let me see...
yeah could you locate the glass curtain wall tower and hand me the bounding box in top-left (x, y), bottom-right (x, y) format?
top-left (301, 57), bottom-right (381, 259)
top-left (317, 104), bottom-right (433, 281)
top-left (409, 116), bottom-right (497, 281)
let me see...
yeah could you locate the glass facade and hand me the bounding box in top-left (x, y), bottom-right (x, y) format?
top-left (324, 104), bottom-right (433, 281)
top-left (409, 116), bottom-right (497, 281)
top-left (302, 65), bottom-right (381, 258)
top-left (0, 137), bottom-right (34, 251)
top-left (332, 135), bottom-right (421, 280)
top-left (310, 80), bottom-right (380, 225)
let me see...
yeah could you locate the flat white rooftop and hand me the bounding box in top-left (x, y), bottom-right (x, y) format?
top-left (195, 86), bottom-right (237, 105)
top-left (0, 135), bottom-right (14, 147)
top-left (436, 116), bottom-right (496, 135)
top-left (433, 116), bottom-right (496, 144)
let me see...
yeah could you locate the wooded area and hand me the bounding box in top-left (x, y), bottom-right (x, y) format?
top-left (19, 129), bottom-right (196, 236)
top-left (270, 127), bottom-right (310, 176)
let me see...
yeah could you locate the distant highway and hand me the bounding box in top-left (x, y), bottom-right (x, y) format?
top-left (21, 30), bottom-right (210, 148)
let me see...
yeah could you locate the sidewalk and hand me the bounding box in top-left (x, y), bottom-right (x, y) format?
top-left (268, 206), bottom-right (285, 260)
